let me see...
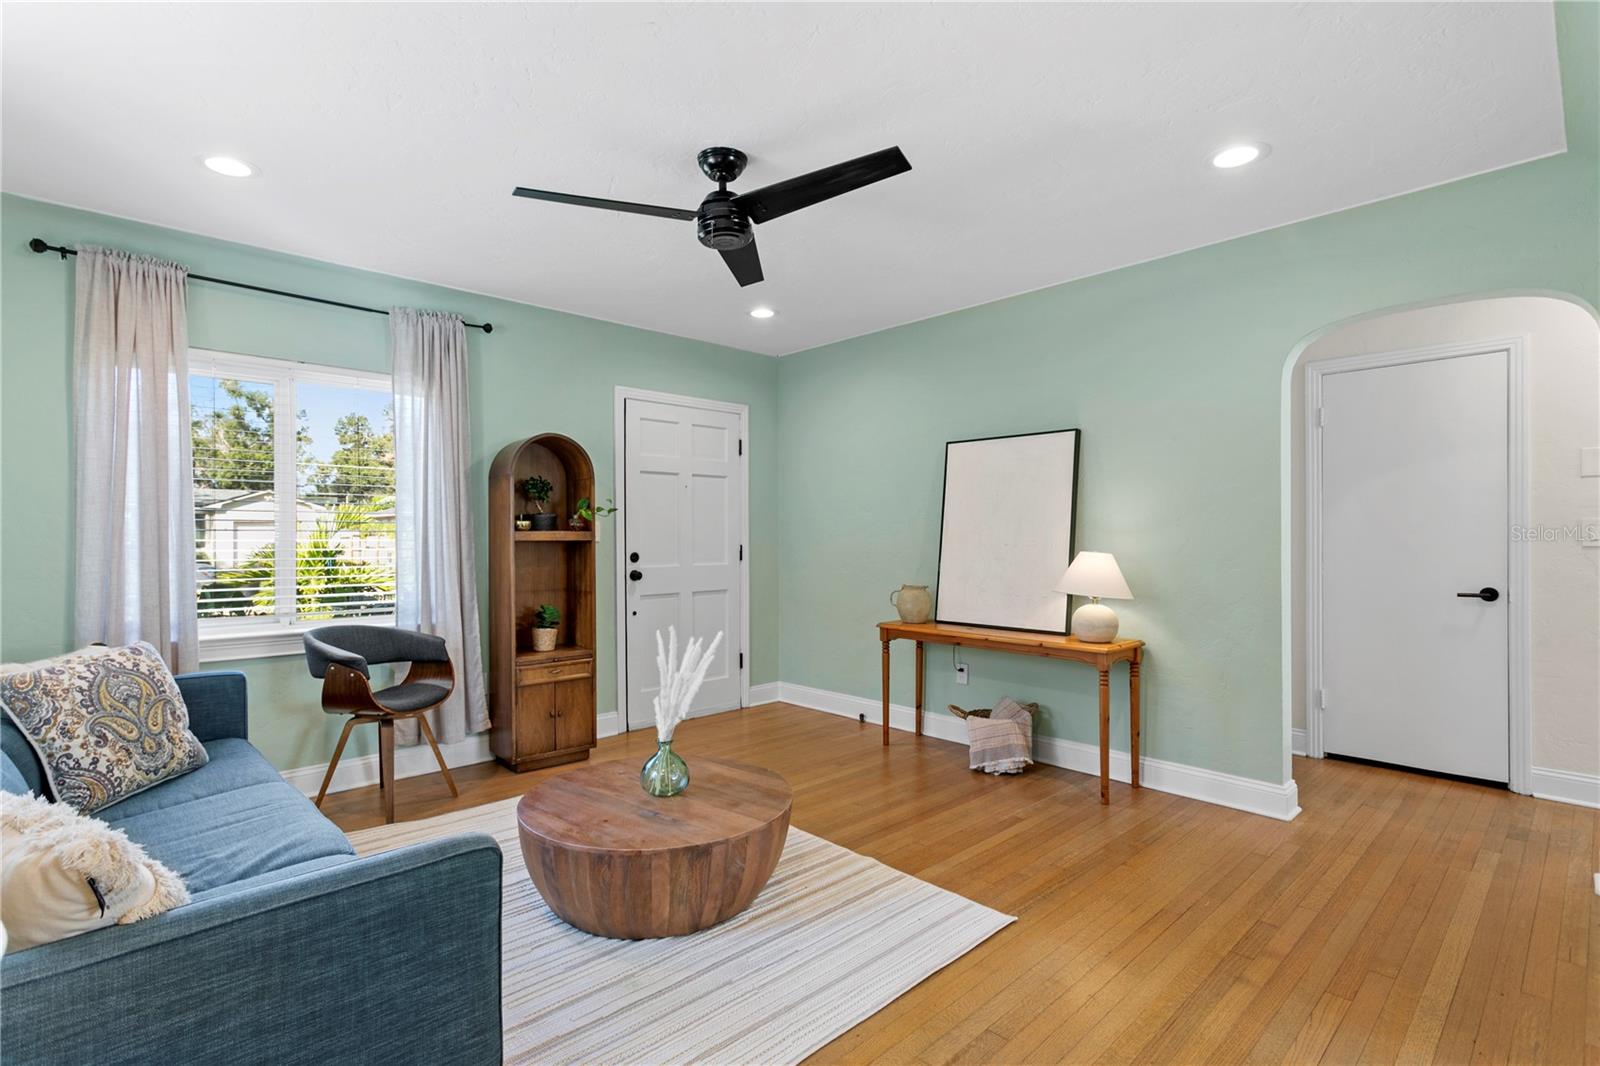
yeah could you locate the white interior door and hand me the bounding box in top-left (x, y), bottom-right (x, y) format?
top-left (1318, 349), bottom-right (1510, 781)
top-left (623, 397), bottom-right (744, 731)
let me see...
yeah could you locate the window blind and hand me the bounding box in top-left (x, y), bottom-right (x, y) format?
top-left (189, 350), bottom-right (396, 626)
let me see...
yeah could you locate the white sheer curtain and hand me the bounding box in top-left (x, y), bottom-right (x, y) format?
top-left (72, 247), bottom-right (197, 671)
top-left (392, 308), bottom-right (488, 744)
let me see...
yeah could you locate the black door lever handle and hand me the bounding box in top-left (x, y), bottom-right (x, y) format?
top-left (1456, 587), bottom-right (1500, 602)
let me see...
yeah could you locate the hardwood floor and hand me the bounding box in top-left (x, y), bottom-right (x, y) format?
top-left (321, 702), bottom-right (1599, 1064)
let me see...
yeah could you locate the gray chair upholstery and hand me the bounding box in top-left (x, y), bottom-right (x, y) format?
top-left (303, 625), bottom-right (450, 679)
top-left (300, 626), bottom-right (459, 821)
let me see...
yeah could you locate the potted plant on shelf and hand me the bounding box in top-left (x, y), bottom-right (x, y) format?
top-left (531, 603), bottom-right (560, 652)
top-left (521, 475), bottom-right (557, 531)
top-left (569, 496), bottom-right (617, 532)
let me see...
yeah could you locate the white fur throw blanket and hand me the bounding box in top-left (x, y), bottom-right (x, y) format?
top-left (967, 696), bottom-right (1035, 775)
top-left (0, 791), bottom-right (188, 952)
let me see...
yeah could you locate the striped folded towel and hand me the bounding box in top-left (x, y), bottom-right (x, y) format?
top-left (966, 697), bottom-right (1036, 774)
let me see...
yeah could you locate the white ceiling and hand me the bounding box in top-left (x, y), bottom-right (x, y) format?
top-left (1, 3), bottom-right (1566, 356)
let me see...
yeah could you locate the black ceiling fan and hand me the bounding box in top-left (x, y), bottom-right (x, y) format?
top-left (512, 145), bottom-right (911, 287)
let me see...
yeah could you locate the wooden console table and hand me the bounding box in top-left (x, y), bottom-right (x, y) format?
top-left (877, 620), bottom-right (1145, 804)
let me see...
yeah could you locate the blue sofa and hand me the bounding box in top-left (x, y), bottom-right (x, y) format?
top-left (1, 671), bottom-right (503, 1065)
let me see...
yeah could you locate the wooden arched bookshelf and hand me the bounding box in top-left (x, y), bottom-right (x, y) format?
top-left (487, 434), bottom-right (597, 771)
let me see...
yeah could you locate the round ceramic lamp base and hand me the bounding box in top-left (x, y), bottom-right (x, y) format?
top-left (1071, 601), bottom-right (1120, 643)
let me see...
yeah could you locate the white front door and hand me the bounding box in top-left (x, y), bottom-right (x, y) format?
top-left (1318, 348), bottom-right (1510, 781)
top-left (622, 396), bottom-right (744, 732)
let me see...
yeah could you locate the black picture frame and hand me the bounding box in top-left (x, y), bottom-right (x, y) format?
top-left (933, 427), bottom-right (1081, 634)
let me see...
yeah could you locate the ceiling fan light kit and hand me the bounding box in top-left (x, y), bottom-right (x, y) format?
top-left (513, 145), bottom-right (911, 288)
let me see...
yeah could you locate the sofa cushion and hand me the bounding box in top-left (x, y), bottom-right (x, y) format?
top-left (1, 716), bottom-right (48, 797)
top-left (101, 740), bottom-right (354, 895)
top-left (2, 749), bottom-right (31, 796)
top-left (98, 738), bottom-right (282, 819)
top-left (188, 854), bottom-right (355, 904)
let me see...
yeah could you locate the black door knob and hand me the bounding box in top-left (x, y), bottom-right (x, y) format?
top-left (629, 569), bottom-right (643, 582)
top-left (1456, 587), bottom-right (1500, 602)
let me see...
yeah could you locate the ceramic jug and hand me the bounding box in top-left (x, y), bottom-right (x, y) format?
top-left (890, 584), bottom-right (933, 624)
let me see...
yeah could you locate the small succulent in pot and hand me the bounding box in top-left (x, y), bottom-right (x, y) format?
top-left (569, 496), bottom-right (618, 531)
top-left (521, 475), bottom-right (557, 530)
top-left (531, 603), bottom-right (561, 652)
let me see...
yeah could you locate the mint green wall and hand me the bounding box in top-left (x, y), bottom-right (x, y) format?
top-left (775, 3), bottom-right (1598, 785)
top-left (0, 193), bottom-right (779, 772)
top-left (3, 6), bottom-right (1594, 788)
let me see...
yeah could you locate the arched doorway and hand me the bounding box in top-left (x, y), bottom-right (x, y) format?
top-left (1280, 294), bottom-right (1599, 802)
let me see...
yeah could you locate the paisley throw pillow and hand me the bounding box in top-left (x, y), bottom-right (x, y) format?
top-left (0, 643), bottom-right (208, 814)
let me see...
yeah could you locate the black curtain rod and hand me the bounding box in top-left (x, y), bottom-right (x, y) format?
top-left (28, 238), bottom-right (493, 333)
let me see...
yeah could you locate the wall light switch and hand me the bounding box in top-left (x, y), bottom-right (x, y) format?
top-left (1581, 447), bottom-right (1600, 478)
top-left (955, 664), bottom-right (969, 685)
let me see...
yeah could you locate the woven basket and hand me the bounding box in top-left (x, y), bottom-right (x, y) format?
top-left (947, 700), bottom-right (1038, 720)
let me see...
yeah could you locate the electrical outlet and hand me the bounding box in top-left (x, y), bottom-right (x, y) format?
top-left (955, 664), bottom-right (969, 685)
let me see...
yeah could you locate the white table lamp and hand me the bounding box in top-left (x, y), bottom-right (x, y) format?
top-left (1055, 551), bottom-right (1132, 643)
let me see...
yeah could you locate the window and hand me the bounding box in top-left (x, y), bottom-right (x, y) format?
top-left (191, 349), bottom-right (395, 660)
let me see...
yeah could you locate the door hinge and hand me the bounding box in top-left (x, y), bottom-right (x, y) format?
top-left (1316, 406), bottom-right (1326, 428)
top-left (1318, 688), bottom-right (1329, 710)
top-left (739, 544), bottom-right (744, 561)
top-left (739, 652), bottom-right (744, 670)
top-left (738, 438), bottom-right (743, 456)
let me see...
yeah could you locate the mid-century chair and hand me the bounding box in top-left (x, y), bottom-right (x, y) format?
top-left (302, 625), bottom-right (460, 824)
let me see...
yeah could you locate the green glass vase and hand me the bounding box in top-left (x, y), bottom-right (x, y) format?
top-left (640, 739), bottom-right (690, 797)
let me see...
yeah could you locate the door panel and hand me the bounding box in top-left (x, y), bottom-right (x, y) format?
top-left (1319, 349), bottom-right (1509, 781)
top-left (632, 470), bottom-right (682, 567)
top-left (553, 681), bottom-right (594, 751)
top-left (513, 683), bottom-right (555, 760)
top-left (624, 398), bottom-right (743, 731)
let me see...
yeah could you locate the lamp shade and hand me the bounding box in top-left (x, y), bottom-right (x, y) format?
top-left (1054, 551), bottom-right (1132, 600)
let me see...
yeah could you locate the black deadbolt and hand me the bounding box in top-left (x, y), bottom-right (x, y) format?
top-left (1455, 587), bottom-right (1500, 602)
top-left (629, 551), bottom-right (640, 563)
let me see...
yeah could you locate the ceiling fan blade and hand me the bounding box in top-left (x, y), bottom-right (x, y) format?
top-left (733, 147), bottom-right (911, 225)
top-left (511, 187), bottom-right (697, 222)
top-left (719, 237), bottom-right (764, 287)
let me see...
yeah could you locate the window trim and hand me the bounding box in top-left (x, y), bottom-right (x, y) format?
top-left (190, 349), bottom-right (395, 660)
top-left (198, 617), bottom-right (396, 663)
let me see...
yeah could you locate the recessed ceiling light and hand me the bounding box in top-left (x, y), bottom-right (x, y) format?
top-left (1211, 143), bottom-right (1268, 169)
top-left (749, 307), bottom-right (776, 320)
top-left (203, 156), bottom-right (255, 178)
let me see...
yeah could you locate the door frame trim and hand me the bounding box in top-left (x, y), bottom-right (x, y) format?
top-left (612, 386), bottom-right (752, 733)
top-left (1304, 337), bottom-right (1530, 793)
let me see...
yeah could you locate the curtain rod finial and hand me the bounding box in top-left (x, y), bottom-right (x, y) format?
top-left (482, 323), bottom-right (494, 334)
top-left (28, 238), bottom-right (48, 254)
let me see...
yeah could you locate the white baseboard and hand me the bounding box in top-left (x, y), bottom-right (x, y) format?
top-left (284, 695), bottom-right (775, 796)
top-left (1530, 765), bottom-right (1600, 809)
top-left (772, 681), bottom-right (1301, 822)
top-left (277, 685), bottom-right (1588, 821)
top-left (1292, 728), bottom-right (1308, 757)
top-left (281, 733), bottom-right (494, 798)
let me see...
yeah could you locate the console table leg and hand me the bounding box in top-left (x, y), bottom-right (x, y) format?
top-left (1130, 658), bottom-right (1142, 790)
top-left (881, 640), bottom-right (891, 746)
top-left (1098, 668), bottom-right (1111, 804)
top-left (914, 641), bottom-right (924, 736)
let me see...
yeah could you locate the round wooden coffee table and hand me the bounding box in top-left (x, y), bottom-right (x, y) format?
top-left (516, 757), bottom-right (792, 939)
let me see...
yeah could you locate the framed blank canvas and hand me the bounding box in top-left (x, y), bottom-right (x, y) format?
top-left (935, 429), bottom-right (1080, 632)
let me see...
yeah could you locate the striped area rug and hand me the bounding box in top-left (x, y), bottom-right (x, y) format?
top-left (348, 796), bottom-right (1014, 1065)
